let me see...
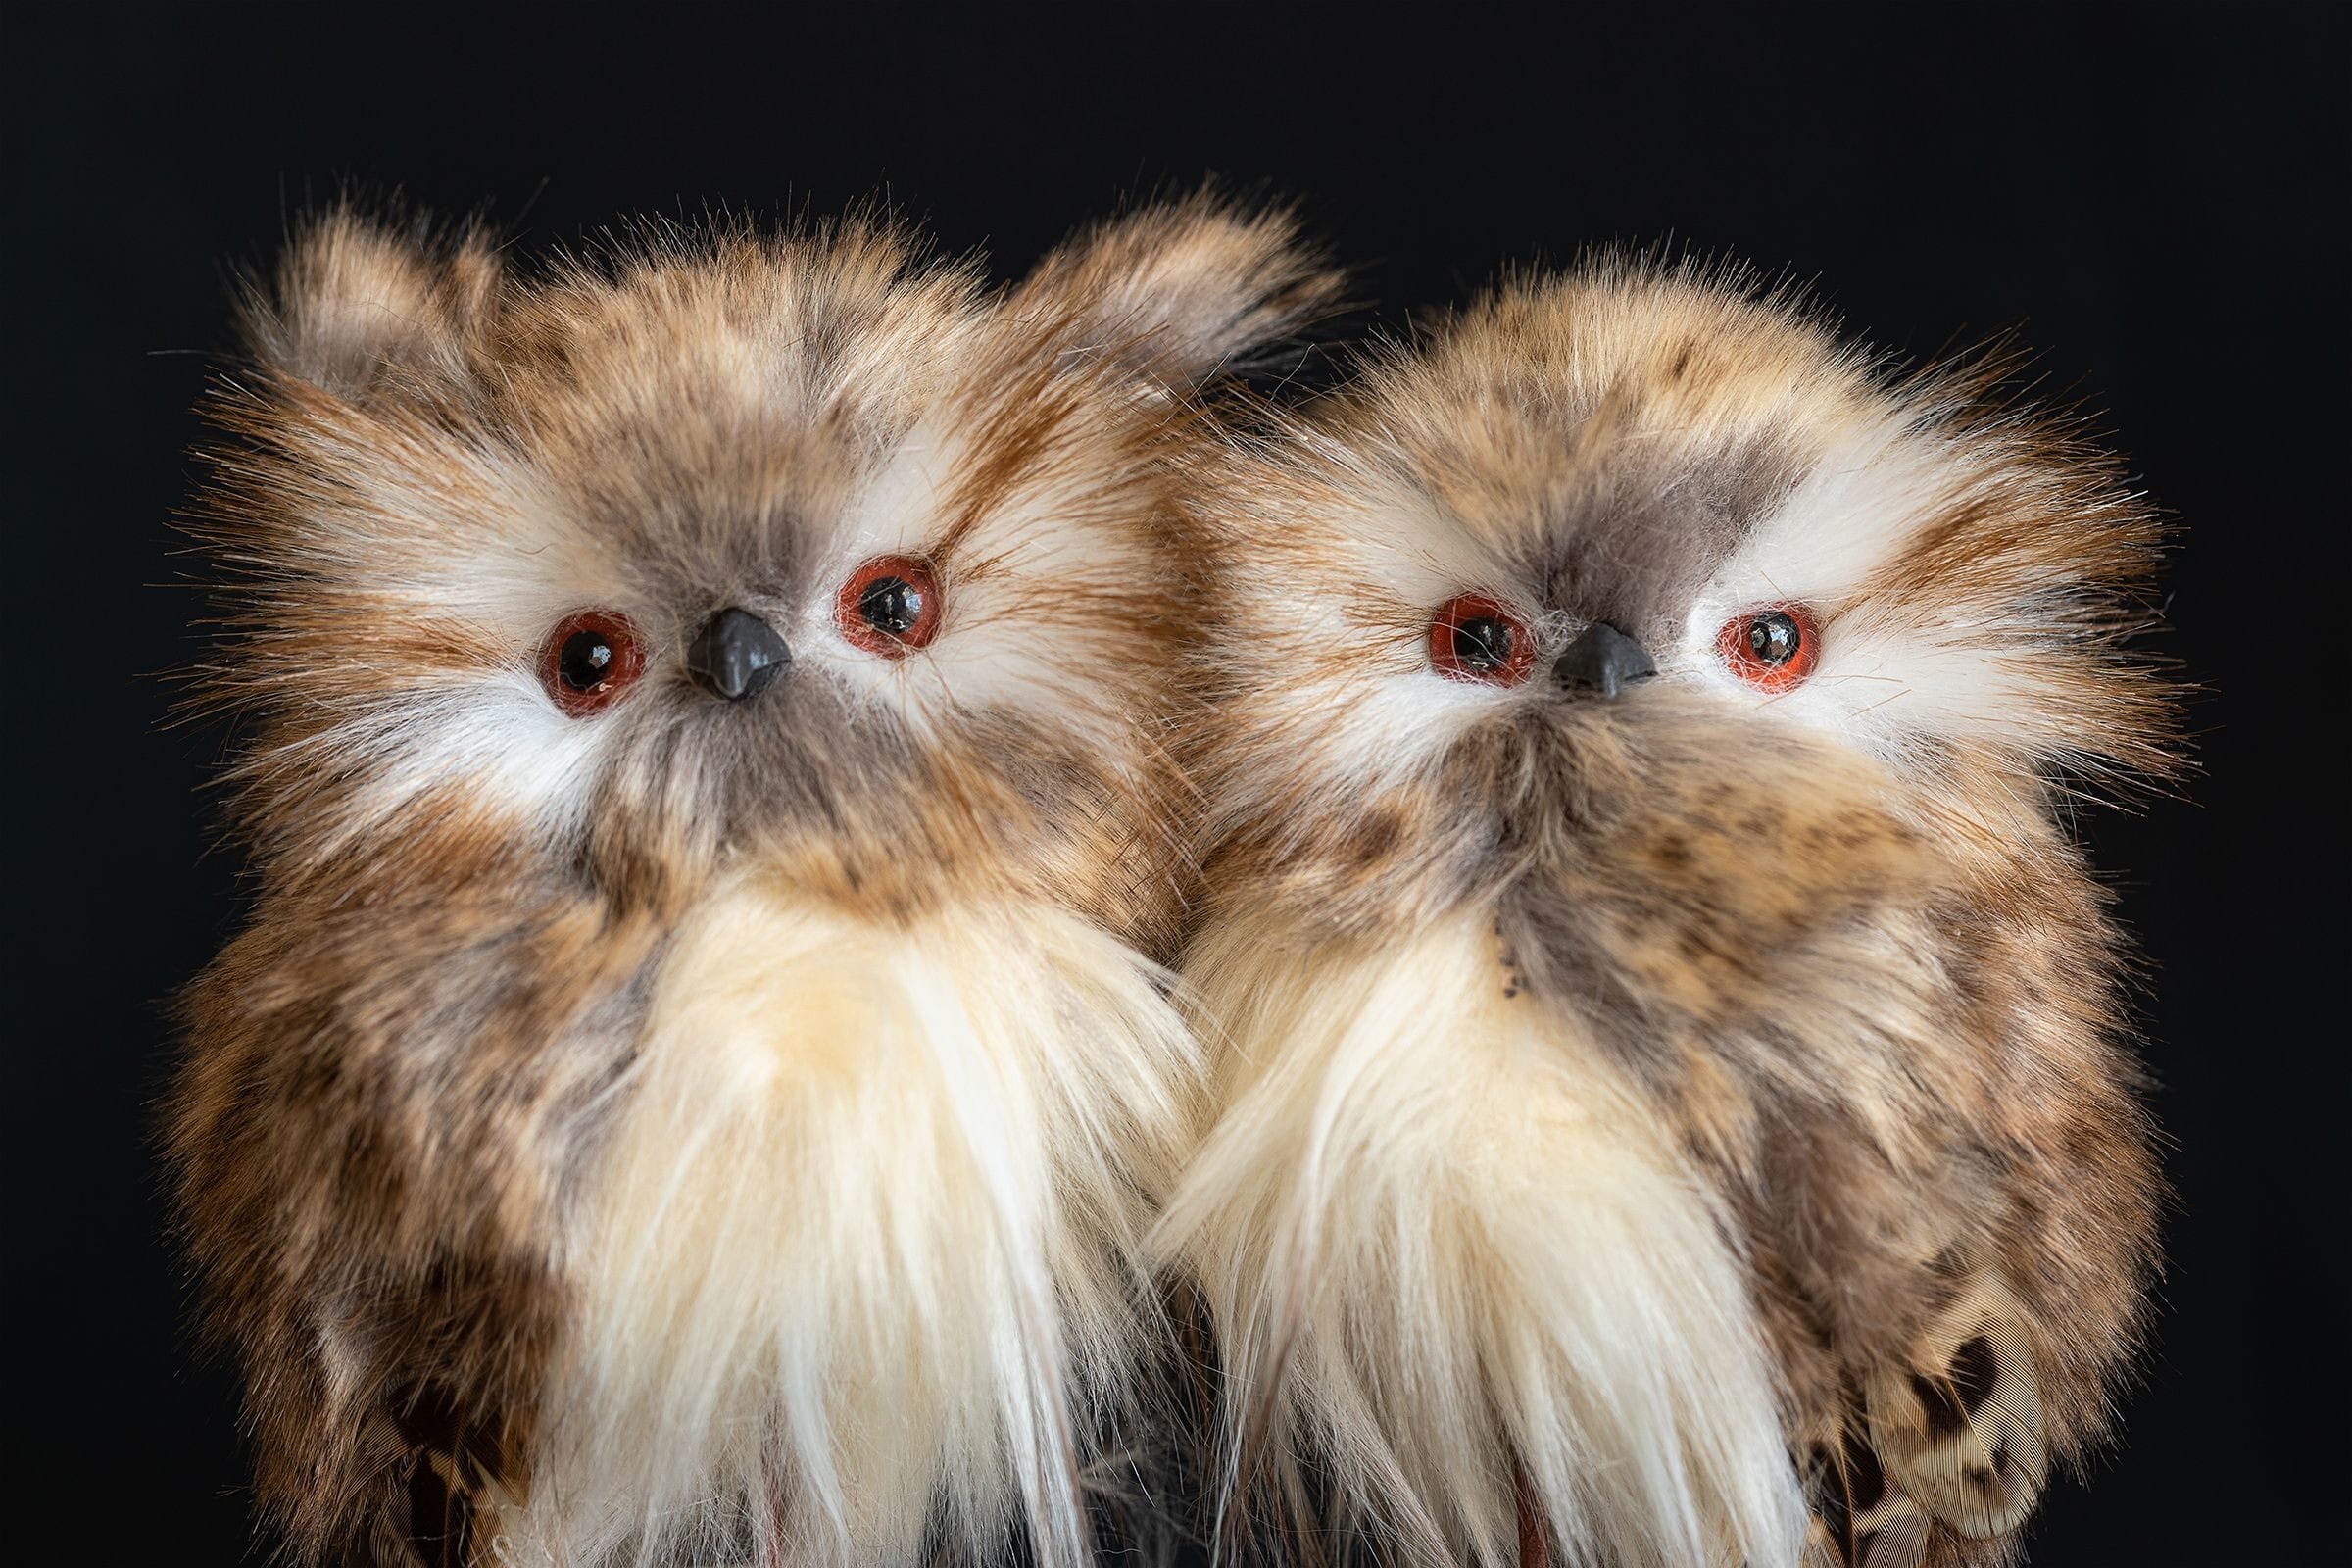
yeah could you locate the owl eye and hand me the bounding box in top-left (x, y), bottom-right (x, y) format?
top-left (1429, 594), bottom-right (1537, 686)
top-left (836, 556), bottom-right (943, 657)
top-left (537, 610), bottom-right (647, 717)
top-left (1716, 605), bottom-right (1821, 692)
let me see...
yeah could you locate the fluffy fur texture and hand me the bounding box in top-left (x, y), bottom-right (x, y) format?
top-left (1163, 910), bottom-right (1802, 1568)
top-left (503, 888), bottom-right (1196, 1567)
top-left (1158, 262), bottom-right (2175, 1568)
top-left (170, 197), bottom-right (1340, 1567)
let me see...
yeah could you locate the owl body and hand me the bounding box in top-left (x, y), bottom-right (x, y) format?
top-left (1159, 267), bottom-right (2170, 1567)
top-left (172, 203), bottom-right (1337, 1567)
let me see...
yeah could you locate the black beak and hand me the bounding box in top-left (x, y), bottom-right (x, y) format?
top-left (685, 607), bottom-right (791, 701)
top-left (1554, 621), bottom-right (1657, 700)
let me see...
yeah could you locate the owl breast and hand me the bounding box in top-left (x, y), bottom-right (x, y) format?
top-left (1156, 906), bottom-right (1811, 1568)
top-left (492, 880), bottom-right (1199, 1568)
top-left (1489, 711), bottom-right (1951, 1096)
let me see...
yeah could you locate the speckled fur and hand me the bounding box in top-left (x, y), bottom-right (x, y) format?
top-left (1159, 262), bottom-right (2175, 1568)
top-left (169, 198), bottom-right (1341, 1567)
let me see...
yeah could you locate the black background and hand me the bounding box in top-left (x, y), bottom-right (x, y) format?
top-left (10, 4), bottom-right (2342, 1563)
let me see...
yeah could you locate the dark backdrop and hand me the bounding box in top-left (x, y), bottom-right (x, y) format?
top-left (10, 4), bottom-right (2341, 1563)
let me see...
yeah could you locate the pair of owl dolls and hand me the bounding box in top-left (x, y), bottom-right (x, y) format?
top-left (172, 197), bottom-right (2170, 1568)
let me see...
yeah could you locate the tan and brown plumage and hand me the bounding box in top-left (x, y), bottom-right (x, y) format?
top-left (1155, 261), bottom-right (2175, 1568)
top-left (168, 197), bottom-right (1340, 1568)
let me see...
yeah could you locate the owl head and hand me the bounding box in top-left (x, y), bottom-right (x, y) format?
top-left (1193, 260), bottom-right (2174, 939)
top-left (1168, 263), bottom-right (2174, 1565)
top-left (195, 197), bottom-right (1341, 944)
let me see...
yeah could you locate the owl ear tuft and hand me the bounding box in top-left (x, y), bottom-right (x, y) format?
top-left (1010, 194), bottom-right (1347, 390)
top-left (239, 208), bottom-right (502, 400)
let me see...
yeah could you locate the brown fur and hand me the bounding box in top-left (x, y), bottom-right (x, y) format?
top-left (1173, 260), bottom-right (2176, 1566)
top-left (170, 198), bottom-right (1341, 1566)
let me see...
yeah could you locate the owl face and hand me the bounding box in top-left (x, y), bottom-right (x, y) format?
top-left (1196, 264), bottom-right (2171, 951)
top-left (205, 207), bottom-right (1336, 941)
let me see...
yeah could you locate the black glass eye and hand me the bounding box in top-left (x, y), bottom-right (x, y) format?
top-left (559, 629), bottom-right (616, 689)
top-left (537, 610), bottom-right (647, 716)
top-left (1452, 616), bottom-right (1515, 671)
top-left (1429, 594), bottom-right (1537, 685)
top-left (1744, 610), bottom-right (1804, 666)
top-left (1717, 603), bottom-right (1820, 691)
top-left (858, 574), bottom-right (924, 637)
top-left (836, 556), bottom-right (943, 656)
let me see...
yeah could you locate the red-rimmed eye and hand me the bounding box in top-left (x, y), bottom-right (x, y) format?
top-left (1716, 604), bottom-right (1821, 692)
top-left (537, 610), bottom-right (647, 717)
top-left (835, 556), bottom-right (943, 657)
top-left (1429, 593), bottom-right (1537, 686)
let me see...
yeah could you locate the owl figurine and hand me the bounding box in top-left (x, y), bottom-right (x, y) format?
top-left (169, 199), bottom-right (1338, 1568)
top-left (1156, 264), bottom-right (2173, 1568)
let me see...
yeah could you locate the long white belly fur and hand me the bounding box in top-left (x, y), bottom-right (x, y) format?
top-left (497, 880), bottom-right (1199, 1568)
top-left (1156, 909), bottom-right (1806, 1568)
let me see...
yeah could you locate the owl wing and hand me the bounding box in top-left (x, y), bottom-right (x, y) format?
top-left (368, 1384), bottom-right (527, 1568)
top-left (1804, 1273), bottom-right (2050, 1568)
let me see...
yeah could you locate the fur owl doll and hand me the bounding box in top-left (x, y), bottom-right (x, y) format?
top-left (1156, 263), bottom-right (2173, 1568)
top-left (169, 198), bottom-right (1338, 1568)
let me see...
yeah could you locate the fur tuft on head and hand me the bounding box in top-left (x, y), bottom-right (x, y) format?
top-left (1011, 193), bottom-right (1346, 389)
top-left (238, 206), bottom-right (505, 399)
